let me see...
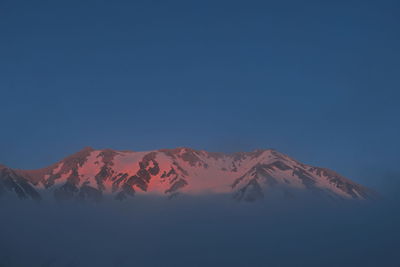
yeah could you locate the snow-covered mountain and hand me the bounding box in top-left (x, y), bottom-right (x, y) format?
top-left (0, 147), bottom-right (374, 202)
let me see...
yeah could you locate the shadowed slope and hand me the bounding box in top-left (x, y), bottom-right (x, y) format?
top-left (0, 147), bottom-right (376, 202)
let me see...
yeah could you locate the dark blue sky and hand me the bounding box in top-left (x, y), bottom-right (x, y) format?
top-left (1, 0), bottom-right (399, 186)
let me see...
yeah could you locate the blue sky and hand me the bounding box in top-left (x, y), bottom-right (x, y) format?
top-left (0, 0), bottom-right (399, 187)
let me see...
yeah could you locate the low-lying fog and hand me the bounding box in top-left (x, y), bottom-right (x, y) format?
top-left (0, 186), bottom-right (399, 267)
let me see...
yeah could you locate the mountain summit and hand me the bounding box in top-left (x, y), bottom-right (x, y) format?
top-left (0, 147), bottom-right (374, 202)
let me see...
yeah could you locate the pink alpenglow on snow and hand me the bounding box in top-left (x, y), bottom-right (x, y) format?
top-left (0, 147), bottom-right (375, 202)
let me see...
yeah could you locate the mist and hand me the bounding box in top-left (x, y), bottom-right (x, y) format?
top-left (1, 186), bottom-right (399, 267)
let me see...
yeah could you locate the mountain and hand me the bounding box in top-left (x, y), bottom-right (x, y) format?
top-left (0, 147), bottom-right (374, 202)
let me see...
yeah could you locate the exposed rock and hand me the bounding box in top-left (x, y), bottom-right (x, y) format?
top-left (0, 147), bottom-right (376, 202)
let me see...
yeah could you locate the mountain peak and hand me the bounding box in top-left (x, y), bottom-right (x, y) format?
top-left (0, 146), bottom-right (375, 202)
top-left (81, 146), bottom-right (95, 152)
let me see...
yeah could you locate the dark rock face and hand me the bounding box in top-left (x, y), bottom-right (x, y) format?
top-left (230, 159), bottom-right (371, 202)
top-left (143, 153), bottom-right (160, 176)
top-left (231, 162), bottom-right (238, 172)
top-left (54, 168), bottom-right (81, 201)
top-left (160, 148), bottom-right (209, 168)
top-left (94, 149), bottom-right (118, 191)
top-left (44, 173), bottom-right (62, 188)
top-left (180, 150), bottom-right (203, 167)
top-left (266, 161), bottom-right (291, 171)
top-left (231, 164), bottom-right (280, 201)
top-left (307, 167), bottom-right (375, 199)
top-left (234, 179), bottom-right (264, 202)
top-left (161, 168), bottom-right (176, 179)
top-left (114, 152), bottom-right (164, 199)
top-left (95, 165), bottom-right (114, 191)
top-left (0, 147), bottom-right (376, 202)
top-left (58, 147), bottom-right (93, 174)
top-left (78, 183), bottom-right (103, 202)
top-left (127, 173), bottom-right (149, 192)
top-left (112, 173), bottom-right (129, 192)
top-left (292, 168), bottom-right (317, 189)
top-left (0, 167), bottom-right (41, 200)
top-left (321, 169), bottom-right (370, 199)
top-left (42, 147), bottom-right (95, 188)
top-left (160, 166), bottom-right (189, 194)
top-left (126, 153), bottom-right (155, 192)
top-left (165, 179), bottom-right (188, 194)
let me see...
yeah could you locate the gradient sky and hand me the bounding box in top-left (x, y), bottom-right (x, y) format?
top-left (1, 0), bottom-right (399, 187)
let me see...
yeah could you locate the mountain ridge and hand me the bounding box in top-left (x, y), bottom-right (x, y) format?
top-left (0, 147), bottom-right (375, 202)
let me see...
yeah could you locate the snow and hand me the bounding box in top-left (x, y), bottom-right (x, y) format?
top-left (18, 148), bottom-right (369, 200)
top-left (52, 162), bottom-right (64, 174)
top-left (77, 150), bottom-right (102, 188)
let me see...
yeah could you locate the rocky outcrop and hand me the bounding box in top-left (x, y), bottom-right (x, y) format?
top-left (0, 147), bottom-right (376, 202)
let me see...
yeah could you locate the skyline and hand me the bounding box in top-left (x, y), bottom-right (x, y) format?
top-left (1, 0), bottom-right (399, 190)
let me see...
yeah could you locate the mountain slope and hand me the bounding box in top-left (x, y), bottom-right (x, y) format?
top-left (0, 147), bottom-right (374, 202)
